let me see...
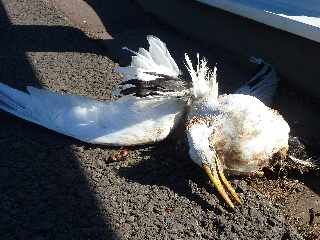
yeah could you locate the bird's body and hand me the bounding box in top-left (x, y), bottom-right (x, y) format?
top-left (0, 36), bottom-right (290, 208)
top-left (187, 93), bottom-right (289, 176)
top-left (179, 53), bottom-right (290, 207)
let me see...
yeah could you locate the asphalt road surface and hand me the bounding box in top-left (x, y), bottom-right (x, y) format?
top-left (0, 0), bottom-right (319, 239)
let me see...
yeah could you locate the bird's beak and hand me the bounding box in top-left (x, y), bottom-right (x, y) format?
top-left (202, 155), bottom-right (241, 209)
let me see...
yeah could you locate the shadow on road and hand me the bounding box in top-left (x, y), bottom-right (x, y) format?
top-left (0, 1), bottom-right (119, 239)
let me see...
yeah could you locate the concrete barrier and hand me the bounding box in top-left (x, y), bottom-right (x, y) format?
top-left (136, 0), bottom-right (320, 99)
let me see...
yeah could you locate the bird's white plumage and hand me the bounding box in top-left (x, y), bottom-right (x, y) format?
top-left (218, 94), bottom-right (289, 164)
top-left (0, 84), bottom-right (185, 145)
top-left (116, 36), bottom-right (180, 82)
top-left (0, 35), bottom-right (291, 208)
top-left (0, 35), bottom-right (290, 177)
top-left (186, 121), bottom-right (215, 166)
top-left (185, 55), bottom-right (290, 175)
top-left (0, 36), bottom-right (186, 145)
top-left (187, 94), bottom-right (290, 173)
top-left (184, 53), bottom-right (218, 100)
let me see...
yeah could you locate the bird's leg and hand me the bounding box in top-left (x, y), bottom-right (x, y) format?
top-left (202, 153), bottom-right (241, 209)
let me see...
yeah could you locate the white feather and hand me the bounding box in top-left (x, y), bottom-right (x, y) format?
top-left (0, 83), bottom-right (185, 146)
top-left (116, 36), bottom-right (181, 82)
top-left (217, 94), bottom-right (289, 170)
top-left (184, 53), bottom-right (218, 100)
top-left (186, 122), bottom-right (215, 167)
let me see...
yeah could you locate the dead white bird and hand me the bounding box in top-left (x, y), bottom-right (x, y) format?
top-left (0, 36), bottom-right (289, 208)
top-left (184, 55), bottom-right (289, 207)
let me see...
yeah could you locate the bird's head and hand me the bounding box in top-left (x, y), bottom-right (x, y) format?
top-left (186, 121), bottom-right (241, 209)
top-left (184, 53), bottom-right (218, 101)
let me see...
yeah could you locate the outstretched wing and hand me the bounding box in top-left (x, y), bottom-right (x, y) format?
top-left (0, 36), bottom-right (189, 145)
top-left (114, 36), bottom-right (190, 98)
top-left (117, 35), bottom-right (180, 82)
top-left (0, 83), bottom-right (185, 146)
top-left (235, 58), bottom-right (279, 106)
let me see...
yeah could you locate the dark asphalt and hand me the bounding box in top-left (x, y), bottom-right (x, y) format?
top-left (0, 0), bottom-right (319, 239)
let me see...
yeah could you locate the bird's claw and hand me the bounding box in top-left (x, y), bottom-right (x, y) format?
top-left (202, 156), bottom-right (241, 209)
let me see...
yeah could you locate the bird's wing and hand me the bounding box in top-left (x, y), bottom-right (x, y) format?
top-left (113, 36), bottom-right (189, 98)
top-left (117, 35), bottom-right (181, 82)
top-left (0, 83), bottom-right (185, 146)
top-left (235, 58), bottom-right (279, 106)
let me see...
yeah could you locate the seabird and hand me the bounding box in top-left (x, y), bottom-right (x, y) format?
top-left (0, 36), bottom-right (290, 208)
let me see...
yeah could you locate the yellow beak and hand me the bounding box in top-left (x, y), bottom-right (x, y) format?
top-left (202, 155), bottom-right (241, 209)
